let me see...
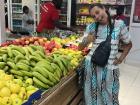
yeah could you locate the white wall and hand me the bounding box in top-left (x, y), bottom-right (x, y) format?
top-left (125, 26), bottom-right (140, 67)
top-left (0, 1), bottom-right (6, 43)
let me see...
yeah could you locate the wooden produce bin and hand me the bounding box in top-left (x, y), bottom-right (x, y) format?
top-left (34, 72), bottom-right (83, 105)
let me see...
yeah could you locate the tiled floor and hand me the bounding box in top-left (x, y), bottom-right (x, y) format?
top-left (119, 63), bottom-right (140, 105)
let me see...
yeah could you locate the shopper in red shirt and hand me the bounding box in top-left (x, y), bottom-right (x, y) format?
top-left (37, 0), bottom-right (74, 32)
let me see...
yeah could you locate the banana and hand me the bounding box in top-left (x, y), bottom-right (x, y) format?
top-left (15, 55), bottom-right (25, 63)
top-left (18, 60), bottom-right (30, 65)
top-left (0, 49), bottom-right (7, 54)
top-left (51, 63), bottom-right (62, 79)
top-left (21, 71), bottom-right (33, 77)
top-left (2, 54), bottom-right (7, 62)
top-left (35, 46), bottom-right (44, 54)
top-left (29, 55), bottom-right (43, 62)
top-left (7, 58), bottom-right (13, 62)
top-left (35, 51), bottom-right (45, 58)
top-left (7, 62), bottom-right (17, 70)
top-left (16, 63), bottom-right (30, 71)
top-left (26, 46), bottom-right (34, 55)
top-left (10, 70), bottom-right (23, 76)
top-left (30, 60), bottom-right (36, 67)
top-left (33, 66), bottom-right (49, 78)
top-left (7, 47), bottom-right (13, 58)
top-left (12, 50), bottom-right (24, 57)
top-left (14, 75), bottom-right (23, 80)
top-left (53, 58), bottom-right (65, 72)
top-left (33, 77), bottom-right (50, 89)
top-left (11, 45), bottom-right (25, 55)
top-left (36, 61), bottom-right (54, 73)
top-left (45, 56), bottom-right (53, 62)
top-left (0, 62), bottom-right (6, 69)
top-left (0, 57), bottom-right (3, 61)
top-left (3, 66), bottom-right (9, 72)
top-left (32, 52), bottom-right (43, 59)
top-left (23, 47), bottom-right (30, 57)
top-left (32, 71), bottom-right (54, 86)
top-left (59, 56), bottom-right (69, 71)
top-left (29, 45), bottom-right (38, 51)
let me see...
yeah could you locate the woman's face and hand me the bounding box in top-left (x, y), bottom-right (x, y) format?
top-left (90, 6), bottom-right (108, 24)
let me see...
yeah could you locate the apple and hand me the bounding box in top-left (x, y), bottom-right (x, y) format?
top-left (34, 41), bottom-right (40, 45)
top-left (25, 40), bottom-right (29, 45)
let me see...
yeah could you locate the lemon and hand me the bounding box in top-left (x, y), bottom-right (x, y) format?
top-left (0, 87), bottom-right (11, 97)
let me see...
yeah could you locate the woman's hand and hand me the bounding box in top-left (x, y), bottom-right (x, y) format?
top-left (78, 35), bottom-right (95, 51)
top-left (113, 57), bottom-right (123, 65)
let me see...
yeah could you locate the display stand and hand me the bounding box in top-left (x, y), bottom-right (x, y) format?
top-left (0, 0), bottom-right (6, 43)
top-left (34, 72), bottom-right (83, 105)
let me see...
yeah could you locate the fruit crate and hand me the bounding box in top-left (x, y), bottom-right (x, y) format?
top-left (33, 71), bottom-right (83, 105)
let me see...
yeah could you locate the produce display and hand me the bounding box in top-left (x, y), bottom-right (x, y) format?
top-left (0, 70), bottom-right (38, 105)
top-left (0, 35), bottom-right (86, 104)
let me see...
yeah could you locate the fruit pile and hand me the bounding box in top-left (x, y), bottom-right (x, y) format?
top-left (0, 44), bottom-right (84, 89)
top-left (0, 70), bottom-right (38, 105)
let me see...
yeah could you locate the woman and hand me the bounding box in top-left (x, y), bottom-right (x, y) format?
top-left (22, 6), bottom-right (34, 34)
top-left (78, 4), bottom-right (132, 105)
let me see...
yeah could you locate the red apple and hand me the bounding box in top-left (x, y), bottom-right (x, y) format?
top-left (34, 41), bottom-right (40, 45)
top-left (25, 40), bottom-right (30, 45)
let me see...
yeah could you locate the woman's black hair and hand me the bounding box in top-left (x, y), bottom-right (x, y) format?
top-left (23, 6), bottom-right (29, 13)
top-left (89, 4), bottom-right (114, 37)
top-left (52, 0), bottom-right (63, 10)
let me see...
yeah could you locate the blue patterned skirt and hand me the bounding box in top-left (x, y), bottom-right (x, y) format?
top-left (84, 53), bottom-right (120, 105)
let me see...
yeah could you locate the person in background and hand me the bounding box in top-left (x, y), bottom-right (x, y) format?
top-left (37, 0), bottom-right (75, 33)
top-left (113, 6), bottom-right (128, 26)
top-left (78, 4), bottom-right (132, 105)
top-left (22, 6), bottom-right (34, 34)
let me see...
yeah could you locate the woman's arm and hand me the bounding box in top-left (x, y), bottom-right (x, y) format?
top-left (78, 35), bottom-right (95, 51)
top-left (113, 41), bottom-right (132, 64)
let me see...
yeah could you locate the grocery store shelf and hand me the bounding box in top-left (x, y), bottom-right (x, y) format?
top-left (13, 18), bottom-right (22, 20)
top-left (76, 13), bottom-right (90, 16)
top-left (13, 25), bottom-right (22, 27)
top-left (77, 3), bottom-right (132, 6)
top-left (12, 11), bottom-right (23, 14)
top-left (12, 3), bottom-right (22, 5)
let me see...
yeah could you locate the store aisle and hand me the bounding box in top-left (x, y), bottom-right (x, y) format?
top-left (119, 63), bottom-right (140, 105)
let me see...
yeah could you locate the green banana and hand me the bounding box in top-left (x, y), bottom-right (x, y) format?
top-left (35, 51), bottom-right (46, 58)
top-left (29, 45), bottom-right (38, 51)
top-left (29, 55), bottom-right (43, 62)
top-left (45, 56), bottom-right (53, 62)
top-left (51, 63), bottom-right (61, 79)
top-left (2, 54), bottom-right (7, 62)
top-left (16, 63), bottom-right (30, 71)
top-left (14, 75), bottom-right (23, 80)
top-left (23, 47), bottom-right (30, 57)
top-left (7, 47), bottom-right (13, 58)
top-left (32, 52), bottom-right (44, 59)
top-left (33, 77), bottom-right (50, 89)
top-left (30, 60), bottom-right (36, 67)
top-left (53, 58), bottom-right (65, 72)
top-left (7, 62), bottom-right (17, 70)
top-left (35, 46), bottom-right (44, 54)
top-left (0, 62), bottom-right (6, 69)
top-left (32, 71), bottom-right (54, 86)
top-left (0, 49), bottom-right (7, 54)
top-left (18, 60), bottom-right (30, 65)
top-left (36, 61), bottom-right (54, 73)
top-left (3, 66), bottom-right (9, 72)
top-left (7, 58), bottom-right (13, 62)
top-left (12, 50), bottom-right (24, 57)
top-left (10, 70), bottom-right (23, 76)
top-left (24, 76), bottom-right (29, 80)
top-left (21, 70), bottom-right (33, 77)
top-left (11, 45), bottom-right (25, 55)
top-left (26, 46), bottom-right (34, 55)
top-left (0, 57), bottom-right (3, 61)
top-left (15, 55), bottom-right (25, 63)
